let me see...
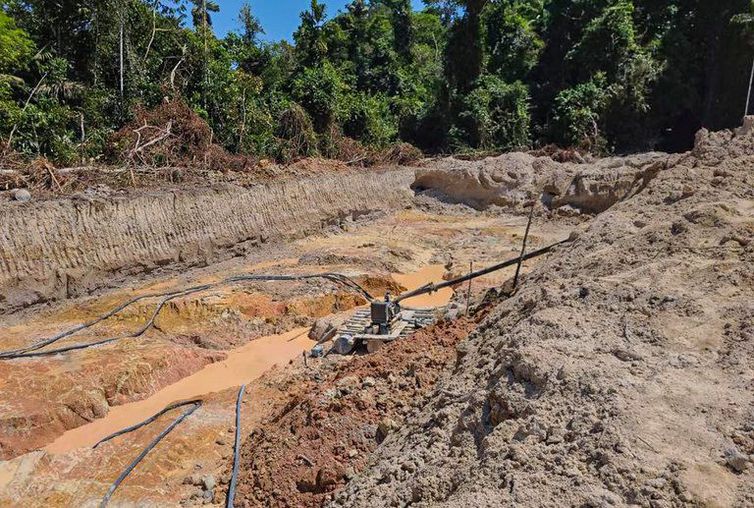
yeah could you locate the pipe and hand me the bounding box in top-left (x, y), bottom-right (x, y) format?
top-left (226, 384), bottom-right (246, 508)
top-left (99, 401), bottom-right (202, 507)
top-left (93, 399), bottom-right (203, 449)
top-left (513, 203), bottom-right (536, 289)
top-left (393, 238), bottom-right (569, 304)
top-left (0, 272), bottom-right (373, 360)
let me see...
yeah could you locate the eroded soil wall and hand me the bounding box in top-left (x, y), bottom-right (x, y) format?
top-left (0, 169), bottom-right (414, 312)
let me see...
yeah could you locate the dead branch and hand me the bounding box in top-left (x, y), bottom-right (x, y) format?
top-left (169, 47), bottom-right (186, 90)
top-left (128, 120), bottom-right (173, 159)
top-left (47, 165), bottom-right (63, 192)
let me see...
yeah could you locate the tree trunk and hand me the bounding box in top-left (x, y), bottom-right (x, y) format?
top-left (119, 12), bottom-right (125, 100)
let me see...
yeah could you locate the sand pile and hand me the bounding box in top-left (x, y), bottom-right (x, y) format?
top-left (413, 151), bottom-right (667, 214)
top-left (333, 123), bottom-right (754, 506)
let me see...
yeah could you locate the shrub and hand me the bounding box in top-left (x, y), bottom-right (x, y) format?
top-left (451, 76), bottom-right (531, 151)
top-left (550, 74), bottom-right (612, 151)
top-left (342, 93), bottom-right (397, 147)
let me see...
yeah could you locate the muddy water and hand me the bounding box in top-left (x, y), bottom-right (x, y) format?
top-left (45, 327), bottom-right (311, 454)
top-left (392, 265), bottom-right (453, 308)
top-left (45, 264), bottom-right (452, 455)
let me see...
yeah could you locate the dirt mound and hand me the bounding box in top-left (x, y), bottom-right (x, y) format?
top-left (232, 317), bottom-right (477, 508)
top-left (0, 169), bottom-right (414, 313)
top-left (412, 151), bottom-right (668, 214)
top-left (332, 124), bottom-right (754, 506)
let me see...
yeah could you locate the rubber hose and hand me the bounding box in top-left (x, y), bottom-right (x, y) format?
top-left (226, 384), bottom-right (246, 508)
top-left (92, 398), bottom-right (203, 449)
top-left (99, 401), bottom-right (201, 507)
top-left (1, 272), bottom-right (373, 360)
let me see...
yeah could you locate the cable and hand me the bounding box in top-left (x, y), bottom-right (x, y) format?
top-left (3, 286), bottom-right (210, 359)
top-left (92, 399), bottom-right (203, 449)
top-left (0, 272), bottom-right (373, 360)
top-left (0, 286), bottom-right (206, 358)
top-left (226, 384), bottom-right (246, 508)
top-left (99, 401), bottom-right (201, 507)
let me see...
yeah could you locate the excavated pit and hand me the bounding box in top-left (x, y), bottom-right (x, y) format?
top-left (3, 133), bottom-right (746, 507)
top-left (0, 169), bottom-right (414, 314)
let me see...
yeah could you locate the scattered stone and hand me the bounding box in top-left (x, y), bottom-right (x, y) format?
top-left (348, 449), bottom-right (359, 458)
top-left (612, 348), bottom-right (643, 362)
top-left (297, 454), bottom-right (315, 467)
top-left (12, 188), bottom-right (31, 202)
top-left (316, 467), bottom-right (338, 489)
top-left (377, 418), bottom-right (399, 443)
top-left (202, 474), bottom-right (216, 491)
top-left (724, 447), bottom-right (749, 473)
top-left (183, 474), bottom-right (203, 486)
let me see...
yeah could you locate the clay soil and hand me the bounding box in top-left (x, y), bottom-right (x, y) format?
top-left (1, 119), bottom-right (752, 508)
top-left (0, 181), bottom-right (559, 506)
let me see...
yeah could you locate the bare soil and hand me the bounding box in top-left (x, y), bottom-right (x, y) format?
top-left (1, 119), bottom-right (751, 508)
top-left (331, 124), bottom-right (754, 507)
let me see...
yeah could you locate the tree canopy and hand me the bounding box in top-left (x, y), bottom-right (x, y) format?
top-left (1, 0), bottom-right (752, 165)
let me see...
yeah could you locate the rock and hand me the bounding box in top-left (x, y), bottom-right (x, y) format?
top-left (183, 474), bottom-right (202, 486)
top-left (556, 204), bottom-right (581, 217)
top-left (316, 467), bottom-right (338, 489)
top-left (362, 376), bottom-right (376, 388)
top-left (377, 418), bottom-right (399, 443)
top-left (612, 349), bottom-right (642, 362)
top-left (444, 308), bottom-right (460, 321)
top-left (336, 376), bottom-right (359, 395)
top-left (334, 334), bottom-right (356, 355)
top-left (309, 318), bottom-right (336, 342)
top-left (12, 188), bottom-right (31, 202)
top-left (202, 474), bottom-right (216, 491)
top-left (366, 339), bottom-right (384, 353)
top-left (348, 449), bottom-right (359, 458)
top-left (724, 447), bottom-right (749, 473)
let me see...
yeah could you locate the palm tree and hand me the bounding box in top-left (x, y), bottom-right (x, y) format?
top-left (189, 0), bottom-right (219, 29)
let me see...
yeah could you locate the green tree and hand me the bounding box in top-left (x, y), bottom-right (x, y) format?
top-left (451, 75), bottom-right (531, 151)
top-left (290, 60), bottom-right (347, 132)
top-left (294, 0), bottom-right (329, 67)
top-left (483, 0), bottom-right (543, 81)
top-left (189, 0), bottom-right (219, 27)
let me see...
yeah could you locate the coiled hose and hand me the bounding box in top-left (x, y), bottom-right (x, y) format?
top-left (0, 272), bottom-right (373, 360)
top-left (98, 400), bottom-right (202, 507)
top-left (226, 384), bottom-right (246, 508)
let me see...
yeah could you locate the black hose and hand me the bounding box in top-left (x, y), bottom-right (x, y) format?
top-left (0, 285), bottom-right (207, 358)
top-left (92, 399), bottom-right (203, 449)
top-left (0, 272), bottom-right (373, 360)
top-left (3, 286), bottom-right (210, 359)
top-left (99, 401), bottom-right (202, 507)
top-left (226, 384), bottom-right (246, 508)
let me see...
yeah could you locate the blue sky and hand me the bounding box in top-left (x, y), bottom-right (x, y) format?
top-left (208, 0), bottom-right (426, 42)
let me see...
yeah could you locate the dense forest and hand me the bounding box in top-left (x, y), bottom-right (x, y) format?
top-left (1, 0), bottom-right (754, 166)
